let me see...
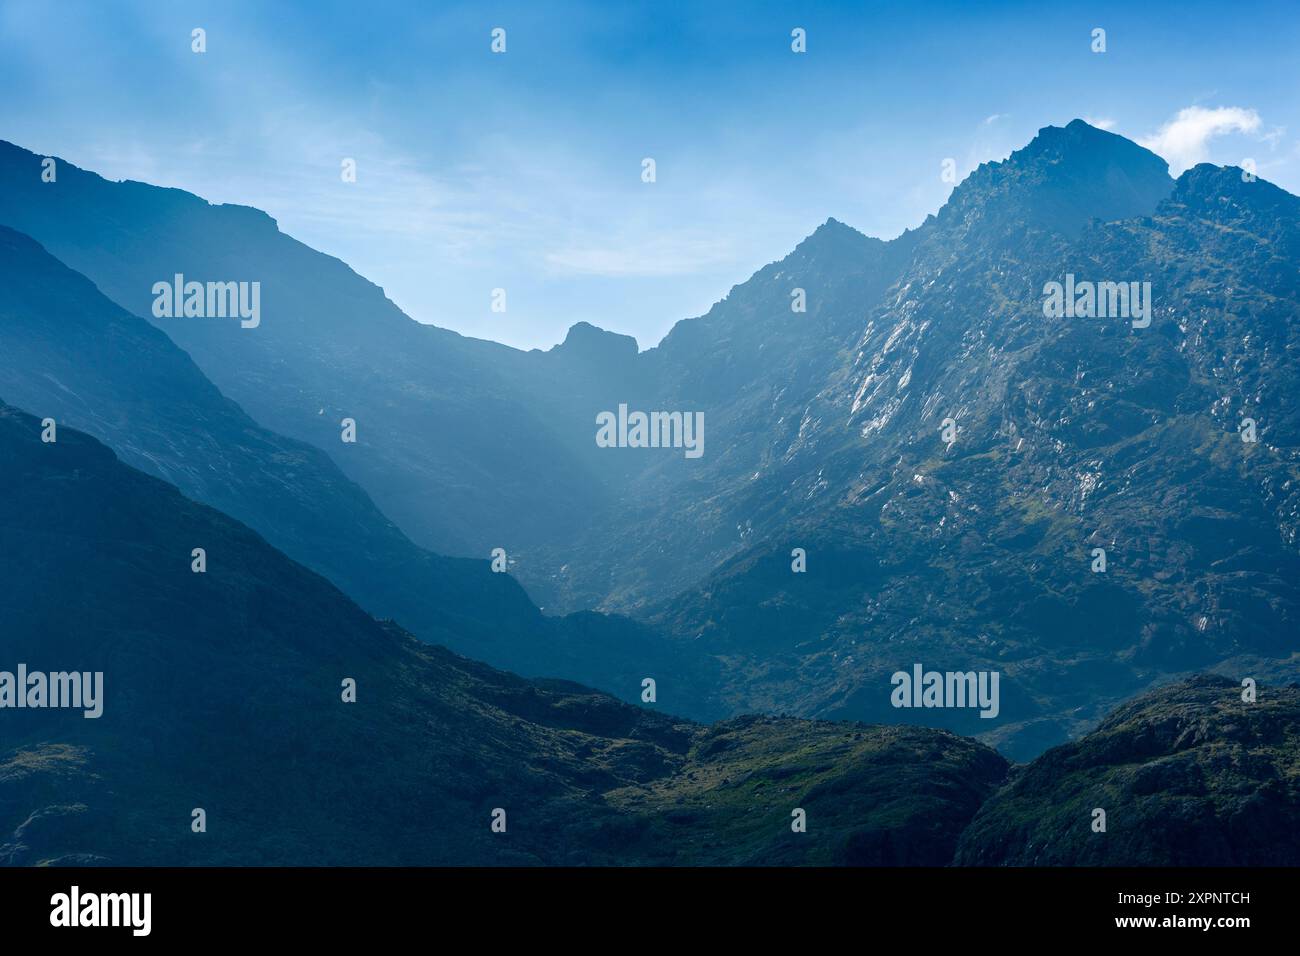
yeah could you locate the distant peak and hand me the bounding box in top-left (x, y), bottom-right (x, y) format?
top-left (792, 217), bottom-right (880, 258)
top-left (1170, 161), bottom-right (1300, 226)
top-left (1065, 117), bottom-right (1103, 133)
top-left (1175, 161), bottom-right (1260, 193)
top-left (549, 321), bottom-right (639, 361)
top-left (811, 216), bottom-right (863, 238)
top-left (1173, 159), bottom-right (1300, 210)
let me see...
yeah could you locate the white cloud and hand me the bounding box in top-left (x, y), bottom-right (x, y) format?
top-left (1083, 115), bottom-right (1116, 131)
top-left (1139, 106), bottom-right (1262, 174)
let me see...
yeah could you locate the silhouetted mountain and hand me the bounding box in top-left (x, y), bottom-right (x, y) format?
top-left (547, 321), bottom-right (640, 365)
top-left (0, 224), bottom-right (698, 707)
top-left (954, 675), bottom-right (1300, 865)
top-left (0, 140), bottom-right (602, 564)
top-left (0, 404), bottom-right (1003, 865)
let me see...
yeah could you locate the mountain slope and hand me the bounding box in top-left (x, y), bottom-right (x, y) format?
top-left (0, 140), bottom-right (603, 563)
top-left (5, 122), bottom-right (1298, 761)
top-left (512, 121), bottom-right (1178, 612)
top-left (0, 403), bottom-right (1005, 865)
top-left (0, 141), bottom-right (919, 615)
top-left (0, 224), bottom-right (700, 707)
top-left (646, 124), bottom-right (1300, 756)
top-left (954, 675), bottom-right (1300, 866)
top-left (516, 219), bottom-right (923, 611)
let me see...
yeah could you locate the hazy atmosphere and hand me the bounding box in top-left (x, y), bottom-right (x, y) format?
top-left (3, 0), bottom-right (1297, 349)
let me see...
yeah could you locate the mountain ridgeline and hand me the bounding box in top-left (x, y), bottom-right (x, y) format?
top-left (647, 122), bottom-right (1300, 757)
top-left (0, 118), bottom-right (1298, 773)
top-left (0, 224), bottom-right (704, 712)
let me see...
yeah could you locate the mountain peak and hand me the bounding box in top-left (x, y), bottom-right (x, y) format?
top-left (1021, 118), bottom-right (1167, 171)
top-left (790, 216), bottom-right (882, 261)
top-left (1167, 162), bottom-right (1300, 255)
top-left (548, 321), bottom-right (639, 361)
top-left (1174, 161), bottom-right (1295, 206)
top-left (816, 215), bottom-right (853, 232)
top-left (807, 216), bottom-right (868, 241)
top-left (938, 119), bottom-right (1174, 237)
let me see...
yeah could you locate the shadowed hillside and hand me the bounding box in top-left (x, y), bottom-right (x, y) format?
top-left (0, 224), bottom-right (708, 713)
top-left (0, 403), bottom-right (1004, 865)
top-left (955, 675), bottom-right (1300, 866)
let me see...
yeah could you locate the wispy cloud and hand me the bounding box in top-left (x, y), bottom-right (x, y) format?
top-left (546, 235), bottom-right (736, 277)
top-left (1139, 106), bottom-right (1261, 174)
top-left (8, 3), bottom-right (1297, 350)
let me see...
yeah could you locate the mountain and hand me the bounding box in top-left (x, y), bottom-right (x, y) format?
top-left (0, 224), bottom-right (701, 708)
top-left (516, 217), bottom-right (924, 610)
top-left (0, 224), bottom-right (533, 635)
top-left (632, 121), bottom-right (1179, 614)
top-left (4, 122), bottom-right (1299, 760)
top-left (4, 405), bottom-right (1296, 866)
top-left (955, 675), bottom-right (1300, 865)
top-left (640, 123), bottom-right (1300, 757)
top-left (0, 403), bottom-right (1005, 865)
top-left (0, 140), bottom-right (914, 614)
top-left (502, 121), bottom-right (1179, 613)
top-left (0, 140), bottom-right (602, 566)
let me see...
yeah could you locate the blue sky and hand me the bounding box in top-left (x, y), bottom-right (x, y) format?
top-left (2, 0), bottom-right (1297, 350)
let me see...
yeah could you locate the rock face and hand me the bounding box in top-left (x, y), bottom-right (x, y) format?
top-left (643, 126), bottom-right (1300, 756)
top-left (954, 676), bottom-right (1300, 866)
